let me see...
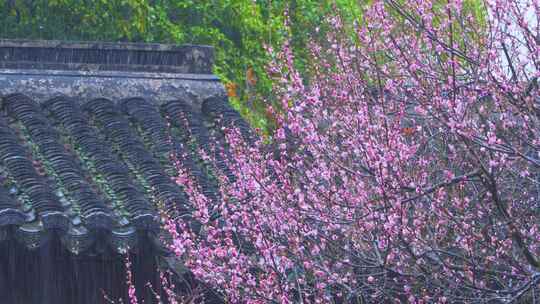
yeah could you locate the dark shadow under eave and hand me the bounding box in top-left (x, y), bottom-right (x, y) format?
top-left (0, 230), bottom-right (162, 304)
top-left (0, 229), bottom-right (224, 304)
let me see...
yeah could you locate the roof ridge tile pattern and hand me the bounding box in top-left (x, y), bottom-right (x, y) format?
top-left (0, 39), bottom-right (215, 74)
top-left (0, 93), bottom-right (244, 255)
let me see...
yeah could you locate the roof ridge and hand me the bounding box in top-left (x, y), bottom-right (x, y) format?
top-left (0, 39), bottom-right (214, 74)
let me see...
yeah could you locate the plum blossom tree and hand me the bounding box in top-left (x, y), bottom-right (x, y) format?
top-left (162, 0), bottom-right (540, 303)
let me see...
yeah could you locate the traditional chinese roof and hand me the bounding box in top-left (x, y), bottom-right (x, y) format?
top-left (0, 39), bottom-right (247, 304)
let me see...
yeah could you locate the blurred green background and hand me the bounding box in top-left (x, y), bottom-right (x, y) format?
top-left (0, 0), bottom-right (363, 134)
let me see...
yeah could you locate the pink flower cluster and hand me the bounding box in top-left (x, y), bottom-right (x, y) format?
top-left (124, 255), bottom-right (138, 304)
top-left (159, 0), bottom-right (540, 302)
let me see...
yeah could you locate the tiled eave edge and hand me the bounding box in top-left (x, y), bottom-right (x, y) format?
top-left (0, 68), bottom-right (225, 107)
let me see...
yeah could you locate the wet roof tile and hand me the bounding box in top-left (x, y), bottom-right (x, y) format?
top-left (0, 92), bottom-right (240, 254)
